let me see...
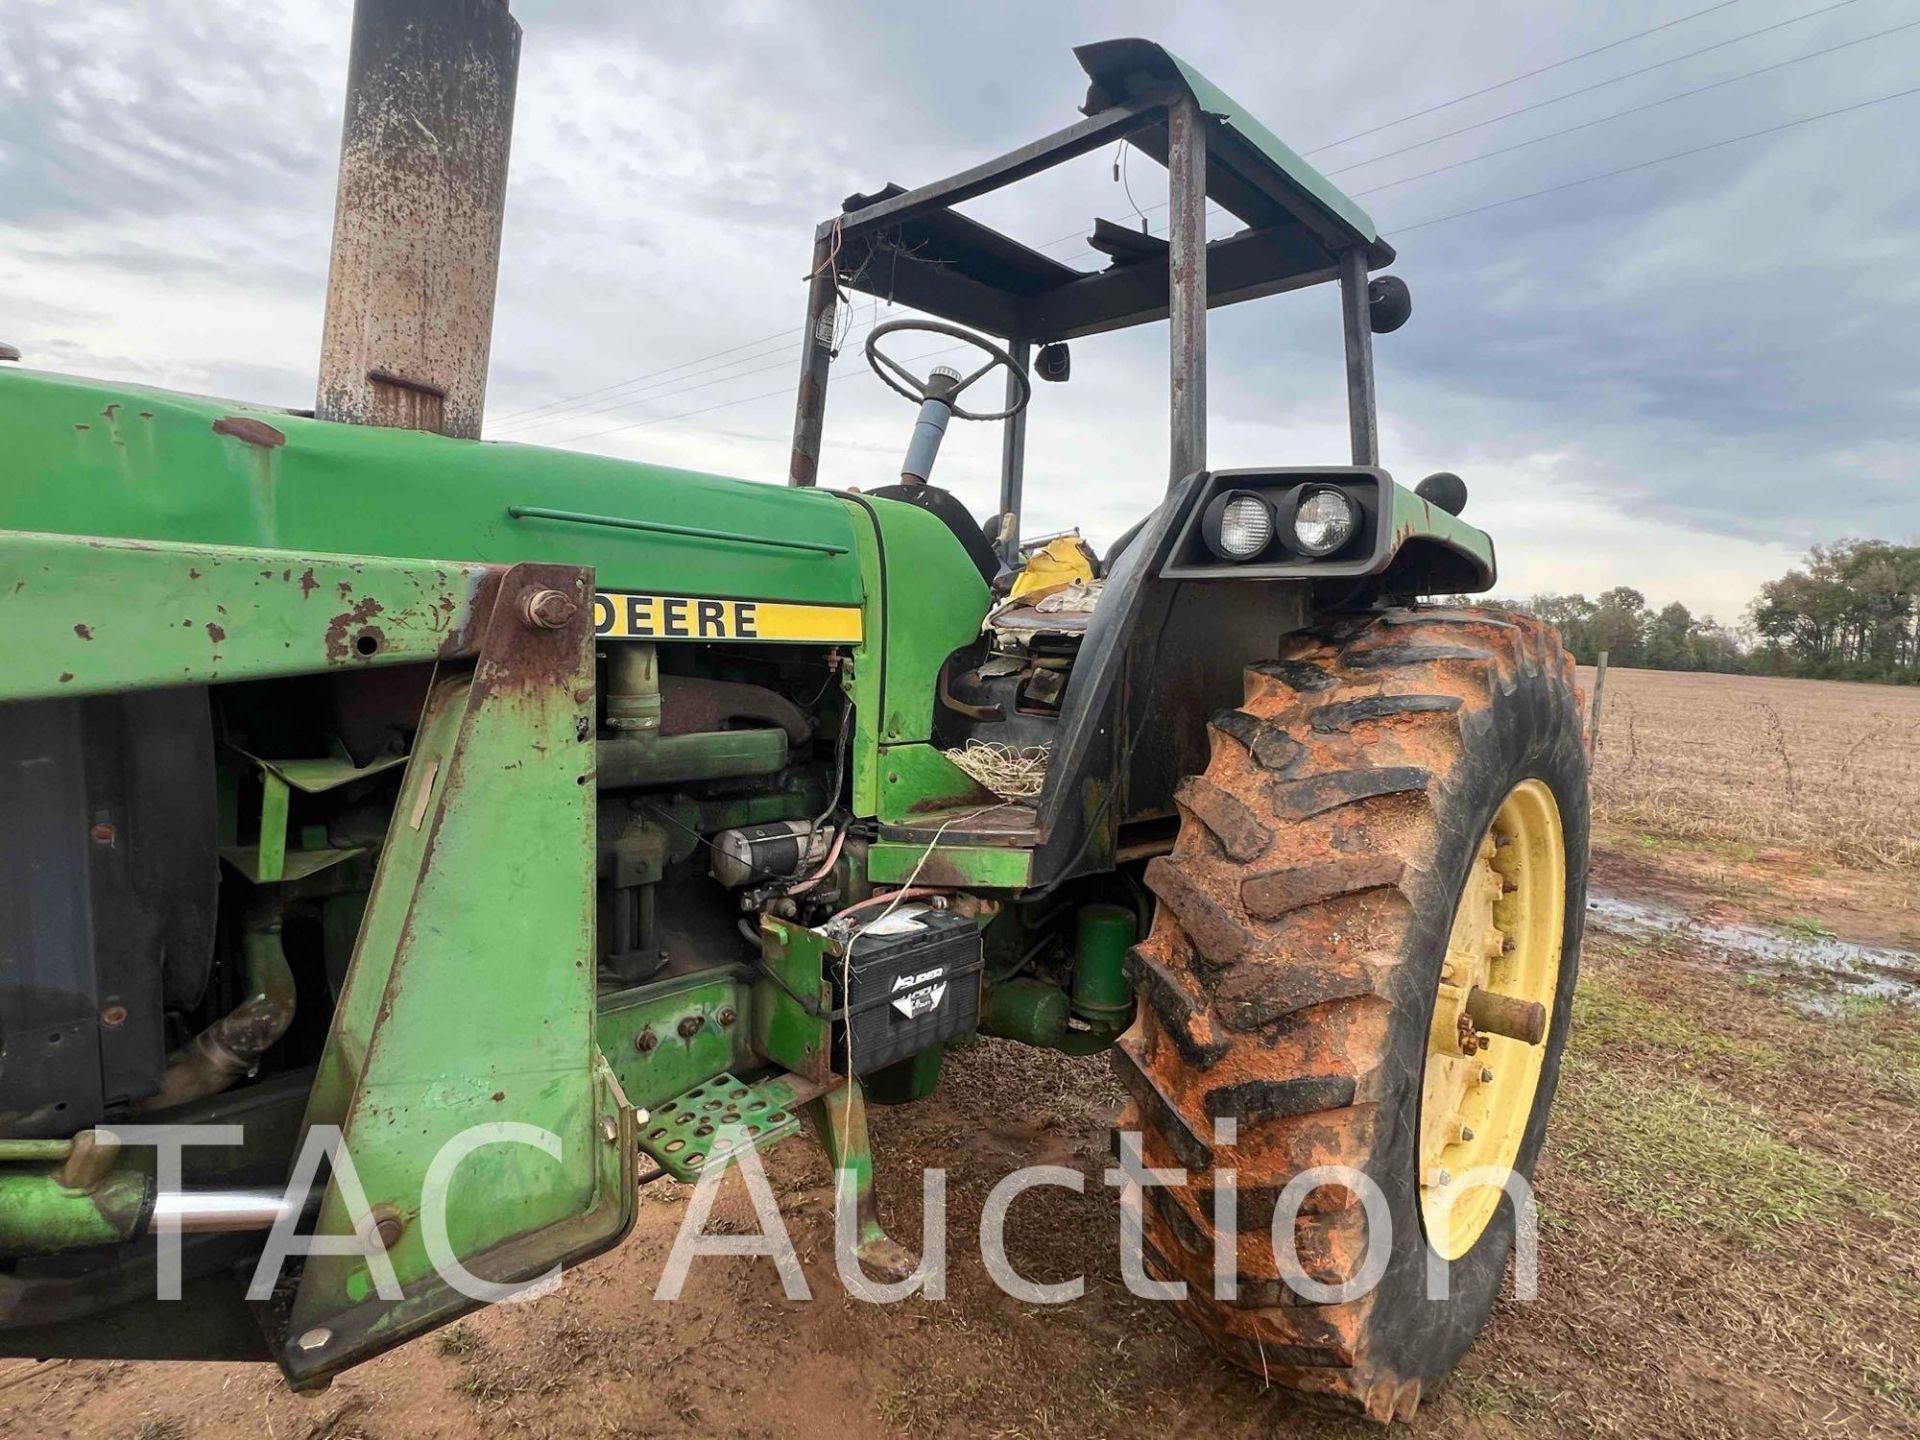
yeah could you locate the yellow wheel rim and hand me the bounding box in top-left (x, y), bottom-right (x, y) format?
top-left (1419, 778), bottom-right (1566, 1260)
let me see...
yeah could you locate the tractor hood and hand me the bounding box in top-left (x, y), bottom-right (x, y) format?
top-left (0, 368), bottom-right (870, 610)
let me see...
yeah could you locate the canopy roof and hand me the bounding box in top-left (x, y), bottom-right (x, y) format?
top-left (827, 39), bottom-right (1393, 342)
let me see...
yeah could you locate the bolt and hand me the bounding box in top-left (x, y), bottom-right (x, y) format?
top-left (1480, 1067), bottom-right (1495, 1085)
top-left (1460, 1125), bottom-right (1476, 1143)
top-left (296, 1328), bottom-right (333, 1353)
top-left (521, 588), bottom-right (577, 630)
top-left (1424, 1167), bottom-right (1452, 1189)
top-left (677, 1014), bottom-right (705, 1039)
top-left (1501, 937), bottom-right (1516, 955)
top-left (634, 1027), bottom-right (658, 1053)
top-left (99, 1005), bottom-right (128, 1028)
top-left (90, 822), bottom-right (116, 845)
top-left (600, 1117), bottom-right (619, 1145)
top-left (366, 1206), bottom-right (404, 1250)
top-left (716, 1007), bottom-right (737, 1028)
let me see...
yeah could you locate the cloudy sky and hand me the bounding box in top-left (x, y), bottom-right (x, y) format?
top-left (5, 0), bottom-right (1917, 621)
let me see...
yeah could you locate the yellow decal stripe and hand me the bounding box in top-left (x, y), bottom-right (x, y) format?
top-left (592, 592), bottom-right (863, 644)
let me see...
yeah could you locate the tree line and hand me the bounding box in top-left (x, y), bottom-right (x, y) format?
top-left (1491, 539), bottom-right (1920, 685)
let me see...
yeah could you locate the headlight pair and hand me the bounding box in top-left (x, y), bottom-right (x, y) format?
top-left (1201, 485), bottom-right (1359, 562)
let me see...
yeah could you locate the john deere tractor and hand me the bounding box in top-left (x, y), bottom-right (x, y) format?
top-left (0, 4), bottom-right (1586, 1423)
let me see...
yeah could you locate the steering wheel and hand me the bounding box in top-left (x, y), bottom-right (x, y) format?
top-left (864, 319), bottom-right (1032, 422)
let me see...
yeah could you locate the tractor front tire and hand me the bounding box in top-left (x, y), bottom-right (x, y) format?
top-left (1114, 607), bottom-right (1588, 1422)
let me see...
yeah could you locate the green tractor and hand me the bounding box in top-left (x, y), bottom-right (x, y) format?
top-left (0, 4), bottom-right (1587, 1423)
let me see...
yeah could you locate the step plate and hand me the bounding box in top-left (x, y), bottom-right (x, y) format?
top-left (638, 1071), bottom-right (803, 1181)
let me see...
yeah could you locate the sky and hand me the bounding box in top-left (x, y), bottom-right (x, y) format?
top-left (4, 0), bottom-right (1917, 623)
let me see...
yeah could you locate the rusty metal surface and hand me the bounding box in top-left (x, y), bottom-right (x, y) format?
top-left (787, 226), bottom-right (839, 486)
top-left (2, 531), bottom-right (508, 703)
top-left (659, 675), bottom-right (812, 745)
top-left (315, 0), bottom-right (521, 438)
top-left (210, 415), bottom-right (286, 448)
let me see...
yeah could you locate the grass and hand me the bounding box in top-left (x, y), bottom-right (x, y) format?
top-left (1581, 667), bottom-right (1920, 869)
top-left (1554, 1055), bottom-right (1846, 1246)
top-left (1570, 965), bottom-right (1788, 1073)
top-left (434, 1323), bottom-right (483, 1358)
top-left (1776, 914), bottom-right (1834, 939)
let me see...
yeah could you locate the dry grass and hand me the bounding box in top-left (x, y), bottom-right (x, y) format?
top-left (1582, 667), bottom-right (1920, 869)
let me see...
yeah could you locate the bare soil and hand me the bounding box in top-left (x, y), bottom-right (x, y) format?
top-left (1581, 666), bottom-right (1920, 871)
top-left (6, 833), bottom-right (1916, 1440)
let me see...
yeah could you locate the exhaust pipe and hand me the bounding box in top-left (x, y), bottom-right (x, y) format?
top-left (316, 0), bottom-right (522, 438)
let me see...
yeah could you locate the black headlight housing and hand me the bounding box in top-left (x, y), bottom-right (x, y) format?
top-left (1163, 468), bottom-right (1382, 579)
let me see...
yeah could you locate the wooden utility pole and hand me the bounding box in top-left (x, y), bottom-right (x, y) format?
top-left (1588, 651), bottom-right (1609, 746)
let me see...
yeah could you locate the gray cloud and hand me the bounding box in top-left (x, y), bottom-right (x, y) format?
top-left (5, 0), bottom-right (1916, 620)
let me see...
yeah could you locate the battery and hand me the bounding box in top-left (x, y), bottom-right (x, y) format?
top-left (829, 905), bottom-right (983, 1076)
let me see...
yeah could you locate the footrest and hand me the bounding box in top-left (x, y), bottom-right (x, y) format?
top-left (638, 1071), bottom-right (804, 1181)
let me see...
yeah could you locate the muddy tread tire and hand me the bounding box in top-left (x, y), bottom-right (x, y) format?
top-left (1113, 607), bottom-right (1588, 1423)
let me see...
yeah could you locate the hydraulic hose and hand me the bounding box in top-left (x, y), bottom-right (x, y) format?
top-left (136, 902), bottom-right (295, 1113)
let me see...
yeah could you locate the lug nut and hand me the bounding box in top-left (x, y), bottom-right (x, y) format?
top-left (600, 1117), bottom-right (619, 1145)
top-left (296, 1328), bottom-right (333, 1353)
top-left (521, 588), bottom-right (577, 630)
top-left (1424, 1167), bottom-right (1452, 1189)
top-left (1480, 1067), bottom-right (1495, 1085)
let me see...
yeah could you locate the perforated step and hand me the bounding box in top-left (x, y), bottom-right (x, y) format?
top-left (637, 1071), bottom-right (803, 1181)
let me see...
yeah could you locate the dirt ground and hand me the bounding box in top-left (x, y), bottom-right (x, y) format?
top-left (1580, 665), bottom-right (1920, 871)
top-left (5, 827), bottom-right (1916, 1440)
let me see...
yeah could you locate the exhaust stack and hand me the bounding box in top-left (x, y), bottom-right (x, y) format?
top-left (316, 0), bottom-right (521, 438)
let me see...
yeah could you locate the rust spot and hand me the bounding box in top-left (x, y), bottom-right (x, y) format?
top-left (325, 597), bottom-right (387, 662)
top-left (73, 623), bottom-right (93, 640)
top-left (138, 410), bottom-right (155, 420)
top-left (206, 622), bottom-right (226, 644)
top-left (491, 1091), bottom-right (505, 1102)
top-left (211, 415), bottom-right (286, 449)
top-left (300, 568), bottom-right (318, 597)
top-left (337, 581), bottom-right (353, 598)
top-left (58, 672), bottom-right (73, 683)
top-left (74, 423), bottom-right (90, 433)
top-left (188, 568), bottom-right (202, 580)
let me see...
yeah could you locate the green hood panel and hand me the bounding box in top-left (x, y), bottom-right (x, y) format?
top-left (1, 369), bottom-right (995, 788)
top-left (0, 369), bottom-right (867, 607)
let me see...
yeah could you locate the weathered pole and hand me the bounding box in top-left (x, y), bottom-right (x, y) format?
top-left (1339, 247), bottom-right (1379, 467)
top-left (1165, 93), bottom-right (1208, 487)
top-left (1589, 650), bottom-right (1609, 746)
top-left (316, 0), bottom-right (521, 438)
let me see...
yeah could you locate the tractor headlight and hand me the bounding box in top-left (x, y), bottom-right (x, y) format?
top-left (1285, 486), bottom-right (1358, 556)
top-left (1203, 491), bottom-right (1274, 560)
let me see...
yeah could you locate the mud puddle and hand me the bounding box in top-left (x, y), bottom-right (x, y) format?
top-left (1587, 890), bottom-right (1920, 1012)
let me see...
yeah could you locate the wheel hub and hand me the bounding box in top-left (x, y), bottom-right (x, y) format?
top-left (1419, 778), bottom-right (1566, 1259)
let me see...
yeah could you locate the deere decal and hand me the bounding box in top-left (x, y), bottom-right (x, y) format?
top-left (592, 592), bottom-right (864, 644)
